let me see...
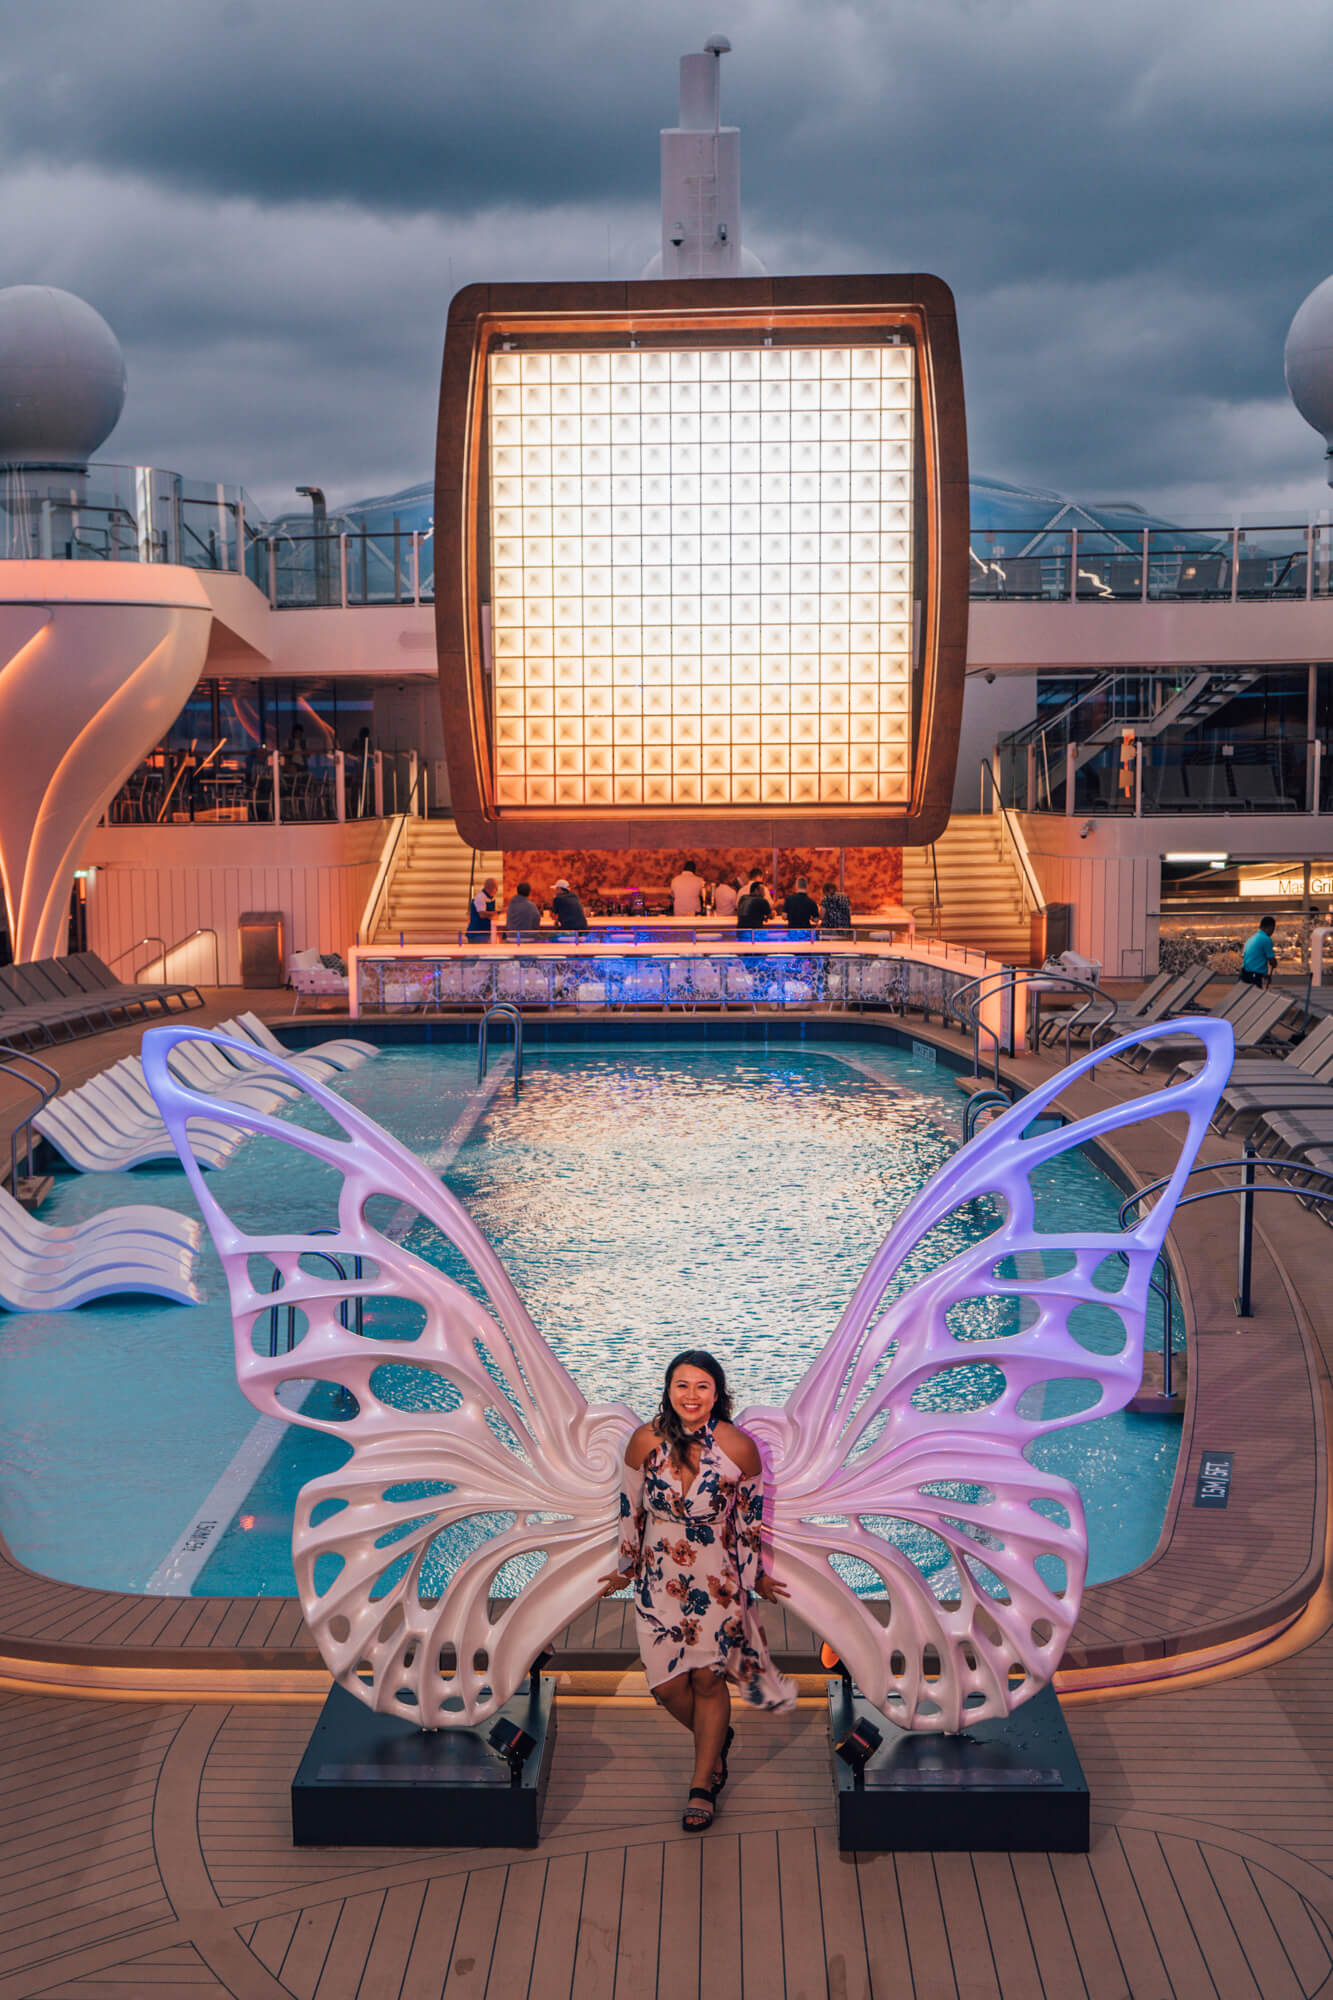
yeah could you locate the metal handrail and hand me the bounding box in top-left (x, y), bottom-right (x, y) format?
top-left (108, 935), bottom-right (165, 974)
top-left (1119, 1145), bottom-right (1333, 1325)
top-left (268, 1237), bottom-right (364, 1357)
top-left (948, 968), bottom-right (1110, 1083)
top-left (147, 926), bottom-right (220, 986)
top-left (0, 1044), bottom-right (59, 1190)
top-left (357, 813), bottom-right (409, 946)
top-left (962, 1089), bottom-right (1012, 1142)
top-left (979, 758), bottom-right (1046, 917)
top-left (478, 1002), bottom-right (523, 1095)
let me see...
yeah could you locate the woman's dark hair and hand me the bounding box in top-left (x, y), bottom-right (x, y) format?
top-left (655, 1349), bottom-right (733, 1464)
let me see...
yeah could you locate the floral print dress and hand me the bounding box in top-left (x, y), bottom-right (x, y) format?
top-left (619, 1422), bottom-right (795, 1710)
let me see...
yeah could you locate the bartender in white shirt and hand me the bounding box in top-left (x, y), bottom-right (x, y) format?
top-left (670, 859), bottom-right (707, 917)
top-left (713, 876), bottom-right (739, 918)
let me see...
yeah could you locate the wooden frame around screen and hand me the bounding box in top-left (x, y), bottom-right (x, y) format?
top-left (435, 275), bottom-right (968, 852)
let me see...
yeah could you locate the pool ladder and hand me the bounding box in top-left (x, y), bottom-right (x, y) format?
top-left (478, 1002), bottom-right (523, 1097)
top-left (268, 1236), bottom-right (364, 1358)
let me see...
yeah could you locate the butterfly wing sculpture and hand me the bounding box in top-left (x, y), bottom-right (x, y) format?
top-left (737, 1013), bottom-right (1233, 1728)
top-left (142, 1025), bottom-right (637, 1727)
top-left (143, 1014), bottom-right (1231, 1732)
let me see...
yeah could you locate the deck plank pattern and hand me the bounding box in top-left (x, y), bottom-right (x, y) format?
top-left (0, 1666), bottom-right (1332, 1997)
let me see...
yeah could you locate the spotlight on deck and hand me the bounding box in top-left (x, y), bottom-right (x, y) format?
top-left (488, 1717), bottom-right (537, 1778)
top-left (833, 1713), bottom-right (883, 1773)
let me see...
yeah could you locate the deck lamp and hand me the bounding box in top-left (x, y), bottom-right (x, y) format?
top-left (487, 1717), bottom-right (537, 1778)
top-left (833, 1712), bottom-right (884, 1774)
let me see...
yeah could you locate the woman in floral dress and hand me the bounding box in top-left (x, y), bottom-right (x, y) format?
top-left (601, 1350), bottom-right (795, 1831)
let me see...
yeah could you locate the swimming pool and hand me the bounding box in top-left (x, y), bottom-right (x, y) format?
top-left (0, 1039), bottom-right (1181, 1599)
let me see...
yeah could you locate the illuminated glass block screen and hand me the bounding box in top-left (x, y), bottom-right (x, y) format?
top-left (485, 342), bottom-right (915, 811)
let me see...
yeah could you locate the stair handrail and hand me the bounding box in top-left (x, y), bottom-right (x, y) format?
top-left (357, 813), bottom-right (410, 947)
top-left (478, 1001), bottom-right (523, 1096)
top-left (268, 1232), bottom-right (364, 1356)
top-left (962, 1087), bottom-right (1011, 1141)
top-left (108, 934), bottom-right (166, 975)
top-left (146, 926), bottom-right (220, 986)
top-left (948, 968), bottom-right (1111, 1083)
top-left (0, 1043), bottom-right (60, 1190)
top-left (979, 759), bottom-right (1045, 918)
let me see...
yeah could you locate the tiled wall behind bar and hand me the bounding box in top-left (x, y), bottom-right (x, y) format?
top-left (502, 846), bottom-right (904, 911)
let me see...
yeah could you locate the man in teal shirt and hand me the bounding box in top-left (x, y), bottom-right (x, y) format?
top-left (1240, 915), bottom-right (1278, 988)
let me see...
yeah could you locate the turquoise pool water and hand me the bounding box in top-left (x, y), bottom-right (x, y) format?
top-left (0, 1040), bottom-right (1181, 1598)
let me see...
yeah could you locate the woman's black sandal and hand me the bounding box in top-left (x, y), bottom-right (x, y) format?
top-left (711, 1725), bottom-right (736, 1799)
top-left (683, 1787), bottom-right (715, 1831)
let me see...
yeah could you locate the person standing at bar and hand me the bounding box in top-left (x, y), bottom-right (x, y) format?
top-left (820, 879), bottom-right (852, 935)
top-left (782, 876), bottom-right (821, 931)
top-left (736, 879), bottom-right (772, 929)
top-left (505, 880), bottom-right (543, 934)
top-left (465, 876), bottom-right (497, 943)
top-left (551, 877), bottom-right (589, 933)
top-left (671, 859), bottom-right (707, 918)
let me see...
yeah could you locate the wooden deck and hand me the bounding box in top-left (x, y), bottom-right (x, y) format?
top-left (5, 1662), bottom-right (1333, 1998)
top-left (3, 997), bottom-right (1333, 1993)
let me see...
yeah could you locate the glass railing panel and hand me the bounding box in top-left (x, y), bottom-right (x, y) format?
top-left (1074, 550), bottom-right (1143, 599)
top-left (1312, 529), bottom-right (1333, 599)
top-left (344, 529), bottom-right (416, 606)
top-left (1233, 527), bottom-right (1309, 599)
top-left (1133, 740), bottom-right (1310, 813)
top-left (1146, 535), bottom-right (1233, 601)
top-left (1071, 741), bottom-right (1134, 815)
top-left (969, 530), bottom-right (1070, 599)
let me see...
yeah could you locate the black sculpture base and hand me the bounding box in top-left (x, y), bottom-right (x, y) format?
top-left (828, 1679), bottom-right (1089, 1853)
top-left (292, 1676), bottom-right (557, 1848)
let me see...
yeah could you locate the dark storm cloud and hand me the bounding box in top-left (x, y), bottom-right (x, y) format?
top-left (1, 0), bottom-right (1329, 518)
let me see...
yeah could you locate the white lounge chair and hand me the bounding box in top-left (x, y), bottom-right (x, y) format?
top-left (0, 1180), bottom-right (202, 1309)
top-left (34, 1093), bottom-right (240, 1173)
top-left (238, 1007), bottom-right (376, 1068)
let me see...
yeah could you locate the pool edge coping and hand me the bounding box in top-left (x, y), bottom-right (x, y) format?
top-left (0, 1007), bottom-right (1322, 1703)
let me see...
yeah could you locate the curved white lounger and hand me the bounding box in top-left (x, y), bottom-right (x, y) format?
top-left (214, 1020), bottom-right (342, 1085)
top-left (0, 1174), bottom-right (202, 1309)
top-left (0, 1251), bottom-right (202, 1310)
top-left (237, 1009), bottom-right (377, 1069)
top-left (33, 1096), bottom-right (240, 1173)
top-left (0, 1182), bottom-right (200, 1254)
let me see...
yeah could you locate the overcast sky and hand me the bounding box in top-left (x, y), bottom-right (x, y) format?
top-left (3, 0), bottom-right (1331, 523)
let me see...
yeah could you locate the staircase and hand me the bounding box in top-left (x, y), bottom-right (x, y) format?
top-left (901, 817), bottom-right (1036, 964)
top-left (373, 819), bottom-right (502, 943)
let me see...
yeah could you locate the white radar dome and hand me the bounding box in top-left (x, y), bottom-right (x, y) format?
top-left (0, 286), bottom-right (127, 468)
top-left (1285, 275), bottom-right (1333, 478)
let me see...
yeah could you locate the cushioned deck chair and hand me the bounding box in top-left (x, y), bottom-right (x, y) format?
top-left (1251, 1108), bottom-right (1333, 1161)
top-left (1118, 984), bottom-right (1295, 1073)
top-left (1042, 964), bottom-right (1211, 1048)
top-left (63, 950), bottom-right (203, 1015)
top-left (1169, 1013), bottom-right (1333, 1090)
top-left (1211, 1034), bottom-right (1333, 1134)
top-left (0, 966), bottom-right (110, 1040)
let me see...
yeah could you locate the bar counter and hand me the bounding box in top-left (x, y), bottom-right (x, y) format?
top-left (347, 932), bottom-right (1001, 1027)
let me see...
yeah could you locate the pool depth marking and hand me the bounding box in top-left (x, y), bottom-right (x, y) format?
top-left (145, 1062), bottom-right (512, 1596)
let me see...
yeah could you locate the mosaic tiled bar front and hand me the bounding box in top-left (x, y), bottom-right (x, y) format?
top-left (354, 952), bottom-right (976, 1017)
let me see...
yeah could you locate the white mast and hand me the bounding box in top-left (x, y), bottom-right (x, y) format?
top-left (656, 37), bottom-right (746, 279)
